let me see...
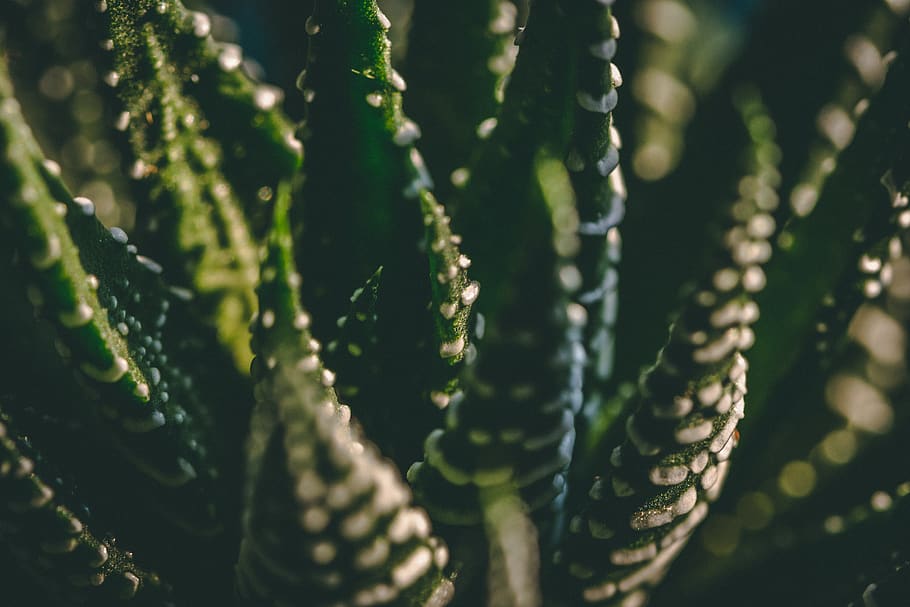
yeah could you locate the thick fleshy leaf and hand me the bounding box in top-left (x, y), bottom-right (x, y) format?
top-left (409, 0), bottom-right (624, 535)
top-left (0, 405), bottom-right (173, 606)
top-left (0, 59), bottom-right (242, 535)
top-left (408, 150), bottom-right (578, 527)
top-left (293, 0), bottom-right (478, 469)
top-left (725, 154), bottom-right (910, 524)
top-left (673, 99), bottom-right (910, 598)
top-left (101, 0), bottom-right (303, 371)
top-left (563, 0), bottom-right (627, 450)
top-left (558, 91), bottom-right (780, 606)
top-left (404, 0), bottom-right (518, 202)
top-left (237, 185), bottom-right (453, 607)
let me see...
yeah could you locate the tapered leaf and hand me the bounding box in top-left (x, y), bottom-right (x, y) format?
top-left (408, 150), bottom-right (578, 527)
top-left (728, 155), bottom-right (910, 523)
top-left (564, 0), bottom-right (626, 445)
top-left (409, 0), bottom-right (624, 534)
top-left (237, 185), bottom-right (454, 607)
top-left (102, 0), bottom-right (303, 371)
top-left (102, 0), bottom-right (302, 215)
top-left (0, 59), bottom-right (241, 534)
top-left (749, 31), bottom-right (910, 421)
top-left (404, 0), bottom-right (518, 201)
top-left (0, 405), bottom-right (172, 606)
top-left (293, 0), bottom-right (478, 469)
top-left (557, 91), bottom-right (780, 605)
top-left (675, 111), bottom-right (910, 597)
top-left (454, 0), bottom-right (576, 318)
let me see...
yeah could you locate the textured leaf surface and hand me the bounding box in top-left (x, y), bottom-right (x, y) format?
top-left (409, 0), bottom-right (624, 534)
top-left (103, 0), bottom-right (303, 371)
top-left (237, 186), bottom-right (453, 607)
top-left (0, 59), bottom-right (242, 536)
top-left (404, 0), bottom-right (518, 202)
top-left (558, 91), bottom-right (780, 606)
top-left (563, 0), bottom-right (626, 451)
top-left (293, 0), bottom-right (478, 469)
top-left (0, 405), bottom-right (172, 606)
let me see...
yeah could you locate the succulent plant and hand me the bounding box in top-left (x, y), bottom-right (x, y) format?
top-left (0, 0), bottom-right (909, 606)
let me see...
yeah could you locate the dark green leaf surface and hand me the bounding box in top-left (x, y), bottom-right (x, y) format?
top-left (103, 0), bottom-right (303, 372)
top-left (404, 0), bottom-right (518, 202)
top-left (0, 57), bottom-right (242, 536)
top-left (293, 0), bottom-right (478, 469)
top-left (0, 1), bottom-right (908, 605)
top-left (748, 31), bottom-right (910, 423)
top-left (557, 91), bottom-right (780, 606)
top-left (237, 186), bottom-right (454, 607)
top-left (0, 405), bottom-right (173, 606)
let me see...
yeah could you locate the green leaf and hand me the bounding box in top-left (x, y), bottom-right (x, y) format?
top-left (404, 0), bottom-right (518, 201)
top-left (237, 184), bottom-right (454, 607)
top-left (102, 0), bottom-right (303, 372)
top-left (294, 0), bottom-right (429, 316)
top-left (563, 0), bottom-right (626, 451)
top-left (408, 150), bottom-right (576, 527)
top-left (0, 59), bottom-right (240, 534)
top-left (293, 0), bottom-right (478, 469)
top-left (409, 0), bottom-right (625, 534)
top-left (102, 0), bottom-right (302, 201)
top-left (688, 112), bottom-right (910, 594)
top-left (557, 89), bottom-right (780, 605)
top-left (454, 0), bottom-right (576, 319)
top-left (324, 267), bottom-right (383, 405)
top-left (0, 404), bottom-right (173, 605)
top-left (748, 31), bottom-right (910, 423)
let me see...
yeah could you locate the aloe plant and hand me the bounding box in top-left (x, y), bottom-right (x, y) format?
top-left (1, 0), bottom-right (909, 606)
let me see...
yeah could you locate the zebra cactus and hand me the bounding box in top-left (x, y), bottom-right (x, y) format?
top-left (0, 0), bottom-right (909, 606)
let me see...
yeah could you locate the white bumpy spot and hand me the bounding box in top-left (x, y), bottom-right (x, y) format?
top-left (59, 303), bottom-right (93, 328)
top-left (254, 86), bottom-right (282, 111)
top-left (81, 356), bottom-right (129, 383)
top-left (192, 11), bottom-right (212, 37)
top-left (393, 120), bottom-right (421, 146)
top-left (583, 581), bottom-right (617, 602)
top-left (461, 282), bottom-right (480, 305)
top-left (439, 337), bottom-right (465, 358)
top-left (355, 537), bottom-right (390, 570)
top-left (31, 235), bottom-right (62, 269)
top-left (610, 542), bottom-right (657, 566)
top-left (392, 546), bottom-right (433, 589)
top-left (649, 464), bottom-right (688, 486)
top-left (218, 44), bottom-right (243, 71)
top-left (630, 486), bottom-right (697, 530)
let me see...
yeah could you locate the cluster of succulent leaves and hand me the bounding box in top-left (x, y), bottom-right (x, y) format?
top-left (0, 0), bottom-right (909, 606)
